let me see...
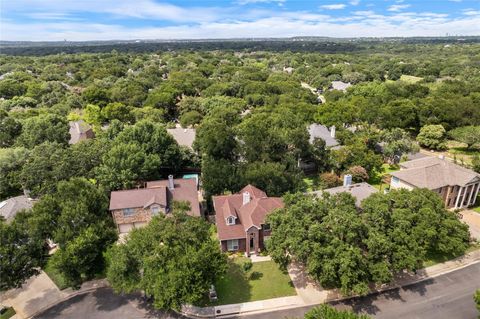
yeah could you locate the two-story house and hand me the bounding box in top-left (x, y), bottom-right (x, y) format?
top-left (109, 175), bottom-right (201, 235)
top-left (213, 185), bottom-right (283, 256)
top-left (390, 156), bottom-right (480, 209)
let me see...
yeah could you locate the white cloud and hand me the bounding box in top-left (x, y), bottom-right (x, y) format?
top-left (2, 11), bottom-right (480, 41)
top-left (236, 0), bottom-right (286, 5)
top-left (320, 4), bottom-right (347, 10)
top-left (449, 0), bottom-right (462, 2)
top-left (388, 4), bottom-right (411, 12)
top-left (349, 0), bottom-right (360, 5)
top-left (463, 9), bottom-right (480, 16)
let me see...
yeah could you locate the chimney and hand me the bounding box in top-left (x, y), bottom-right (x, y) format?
top-left (243, 191), bottom-right (251, 205)
top-left (168, 175), bottom-right (174, 191)
top-left (343, 174), bottom-right (352, 187)
top-left (330, 125), bottom-right (336, 138)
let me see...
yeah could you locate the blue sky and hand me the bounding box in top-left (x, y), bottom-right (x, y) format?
top-left (1, 0), bottom-right (479, 41)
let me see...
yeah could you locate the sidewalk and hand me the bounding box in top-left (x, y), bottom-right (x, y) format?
top-left (0, 271), bottom-right (107, 319)
top-left (182, 249), bottom-right (480, 318)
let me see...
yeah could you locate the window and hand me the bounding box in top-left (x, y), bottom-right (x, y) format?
top-left (392, 176), bottom-right (399, 184)
top-left (123, 208), bottom-right (135, 217)
top-left (263, 223), bottom-right (271, 231)
top-left (226, 216), bottom-right (235, 225)
top-left (151, 206), bottom-right (160, 215)
top-left (227, 239), bottom-right (239, 251)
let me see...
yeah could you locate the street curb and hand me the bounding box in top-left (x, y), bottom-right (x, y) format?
top-left (179, 253), bottom-right (480, 318)
top-left (25, 282), bottom-right (108, 319)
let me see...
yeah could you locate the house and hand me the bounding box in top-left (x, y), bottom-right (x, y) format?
top-left (308, 124), bottom-right (340, 149)
top-left (69, 120), bottom-right (95, 144)
top-left (329, 81), bottom-right (352, 92)
top-left (213, 185), bottom-right (283, 256)
top-left (390, 156), bottom-right (480, 209)
top-left (167, 126), bottom-right (196, 150)
top-left (310, 175), bottom-right (378, 208)
top-left (109, 175), bottom-right (201, 235)
top-left (0, 195), bottom-right (34, 222)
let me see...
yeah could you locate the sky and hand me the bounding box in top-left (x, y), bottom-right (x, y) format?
top-left (1, 0), bottom-right (480, 41)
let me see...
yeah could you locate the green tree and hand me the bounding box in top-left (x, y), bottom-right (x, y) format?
top-left (0, 211), bottom-right (47, 290)
top-left (449, 126), bottom-right (480, 150)
top-left (0, 147), bottom-right (29, 199)
top-left (106, 211), bottom-right (227, 310)
top-left (0, 110), bottom-right (22, 147)
top-left (380, 128), bottom-right (419, 163)
top-left (16, 114), bottom-right (69, 148)
top-left (0, 78), bottom-right (27, 99)
top-left (51, 223), bottom-right (116, 288)
top-left (101, 102), bottom-right (134, 124)
top-left (416, 124), bottom-right (447, 150)
top-left (474, 289), bottom-right (480, 314)
top-left (304, 305), bottom-right (370, 319)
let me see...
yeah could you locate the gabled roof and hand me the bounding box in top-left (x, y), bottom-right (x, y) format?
top-left (69, 120), bottom-right (94, 144)
top-left (167, 127), bottom-right (196, 149)
top-left (213, 185), bottom-right (283, 241)
top-left (311, 182), bottom-right (378, 207)
top-left (109, 178), bottom-right (200, 217)
top-left (0, 195), bottom-right (33, 222)
top-left (330, 81), bottom-right (352, 92)
top-left (308, 124), bottom-right (339, 148)
top-left (392, 157), bottom-right (480, 189)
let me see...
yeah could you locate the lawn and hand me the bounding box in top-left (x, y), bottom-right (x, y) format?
top-left (368, 163), bottom-right (399, 191)
top-left (0, 307), bottom-right (16, 319)
top-left (43, 257), bottom-right (69, 290)
top-left (211, 256), bottom-right (296, 305)
top-left (400, 74), bottom-right (423, 83)
top-left (423, 243), bottom-right (480, 268)
top-left (303, 175), bottom-right (321, 192)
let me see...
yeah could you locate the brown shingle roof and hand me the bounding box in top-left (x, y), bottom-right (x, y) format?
top-left (392, 157), bottom-right (480, 189)
top-left (311, 182), bottom-right (378, 207)
top-left (166, 128), bottom-right (196, 149)
top-left (213, 185), bottom-right (283, 241)
top-left (69, 120), bottom-right (95, 144)
top-left (109, 178), bottom-right (200, 217)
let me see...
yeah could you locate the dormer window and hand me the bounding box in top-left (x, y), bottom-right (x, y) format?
top-left (226, 216), bottom-right (235, 225)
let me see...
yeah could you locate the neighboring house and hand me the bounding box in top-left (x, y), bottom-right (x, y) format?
top-left (109, 176), bottom-right (201, 235)
top-left (310, 175), bottom-right (378, 208)
top-left (69, 120), bottom-right (95, 144)
top-left (308, 123), bottom-right (340, 149)
top-left (213, 185), bottom-right (283, 256)
top-left (390, 156), bottom-right (480, 209)
top-left (167, 126), bottom-right (196, 150)
top-left (0, 195), bottom-right (34, 222)
top-left (329, 81), bottom-right (352, 92)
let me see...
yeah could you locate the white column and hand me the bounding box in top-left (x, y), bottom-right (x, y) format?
top-left (454, 186), bottom-right (464, 209)
top-left (471, 182), bottom-right (480, 205)
top-left (467, 184), bottom-right (474, 207)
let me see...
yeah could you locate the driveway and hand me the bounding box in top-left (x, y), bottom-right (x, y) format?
top-left (241, 262), bottom-right (480, 319)
top-left (34, 287), bottom-right (185, 319)
top-left (0, 271), bottom-right (66, 319)
top-left (460, 210), bottom-right (480, 240)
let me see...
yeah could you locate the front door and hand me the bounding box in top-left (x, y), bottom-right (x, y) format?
top-left (250, 237), bottom-right (254, 251)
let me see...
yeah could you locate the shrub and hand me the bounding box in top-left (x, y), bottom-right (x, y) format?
top-left (319, 172), bottom-right (341, 189)
top-left (416, 124), bottom-right (447, 150)
top-left (345, 166), bottom-right (369, 183)
top-left (243, 260), bottom-right (253, 272)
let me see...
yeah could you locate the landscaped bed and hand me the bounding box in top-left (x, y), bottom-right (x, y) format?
top-left (0, 307), bottom-right (16, 319)
top-left (368, 163), bottom-right (399, 190)
top-left (43, 257), bottom-right (69, 290)
top-left (210, 256), bottom-right (296, 305)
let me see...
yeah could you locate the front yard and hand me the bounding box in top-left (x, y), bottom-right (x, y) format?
top-left (210, 256), bottom-right (296, 305)
top-left (368, 163), bottom-right (399, 190)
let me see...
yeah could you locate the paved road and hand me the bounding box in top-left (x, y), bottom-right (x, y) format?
top-left (240, 262), bottom-right (480, 319)
top-left (34, 287), bottom-right (185, 319)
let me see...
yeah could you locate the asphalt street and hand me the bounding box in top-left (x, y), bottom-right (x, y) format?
top-left (34, 263), bottom-right (480, 319)
top-left (240, 262), bottom-right (480, 319)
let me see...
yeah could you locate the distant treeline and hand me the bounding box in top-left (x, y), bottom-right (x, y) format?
top-left (2, 37), bottom-right (480, 56)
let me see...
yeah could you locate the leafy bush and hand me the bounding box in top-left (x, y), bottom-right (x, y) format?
top-left (243, 260), bottom-right (253, 272)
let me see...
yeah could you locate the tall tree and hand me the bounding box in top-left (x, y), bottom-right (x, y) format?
top-left (106, 211), bottom-right (227, 310)
top-left (16, 114), bottom-right (69, 148)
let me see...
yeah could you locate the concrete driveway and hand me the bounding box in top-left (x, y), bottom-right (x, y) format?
top-left (0, 271), bottom-right (66, 319)
top-left (460, 210), bottom-right (480, 240)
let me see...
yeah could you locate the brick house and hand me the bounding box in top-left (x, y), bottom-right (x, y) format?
top-left (109, 176), bottom-right (201, 234)
top-left (390, 156), bottom-right (480, 209)
top-left (213, 185), bottom-right (283, 256)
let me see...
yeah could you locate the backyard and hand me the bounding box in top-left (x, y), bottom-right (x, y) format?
top-left (210, 256), bottom-right (296, 305)
top-left (368, 163), bottom-right (399, 191)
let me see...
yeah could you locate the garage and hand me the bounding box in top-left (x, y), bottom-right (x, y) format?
top-left (118, 223), bottom-right (133, 234)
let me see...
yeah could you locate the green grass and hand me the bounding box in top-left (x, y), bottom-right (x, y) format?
top-left (210, 257), bottom-right (296, 305)
top-left (0, 307), bottom-right (16, 319)
top-left (303, 176), bottom-right (321, 192)
top-left (400, 74), bottom-right (423, 83)
top-left (423, 243), bottom-right (480, 268)
top-left (368, 164), bottom-right (399, 190)
top-left (43, 257), bottom-right (69, 290)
